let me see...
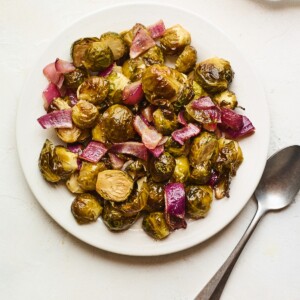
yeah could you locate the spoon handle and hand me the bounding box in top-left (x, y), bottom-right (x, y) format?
top-left (194, 202), bottom-right (266, 300)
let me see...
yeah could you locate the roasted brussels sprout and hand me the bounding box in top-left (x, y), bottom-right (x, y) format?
top-left (160, 24), bottom-right (191, 55)
top-left (71, 37), bottom-right (99, 68)
top-left (120, 23), bottom-right (147, 48)
top-left (192, 81), bottom-right (208, 99)
top-left (149, 152), bottom-right (176, 183)
top-left (96, 170), bottom-right (134, 201)
top-left (142, 45), bottom-right (164, 66)
top-left (71, 100), bottom-right (99, 129)
top-left (83, 41), bottom-right (114, 72)
top-left (91, 117), bottom-right (107, 143)
top-left (107, 71), bottom-right (130, 104)
top-left (214, 173), bottom-right (231, 199)
top-left (50, 97), bottom-right (71, 111)
top-left (64, 68), bottom-right (87, 90)
top-left (188, 163), bottom-right (211, 185)
top-left (145, 180), bottom-right (165, 212)
top-left (153, 108), bottom-right (178, 135)
top-left (164, 137), bottom-right (190, 157)
top-left (71, 193), bottom-right (103, 224)
top-left (173, 81), bottom-right (194, 112)
top-left (38, 139), bottom-right (61, 183)
top-left (214, 90), bottom-right (237, 109)
top-left (99, 32), bottom-right (128, 61)
top-left (77, 76), bottom-right (109, 104)
top-left (102, 104), bottom-right (135, 142)
top-left (122, 57), bottom-right (146, 82)
top-left (123, 159), bottom-right (147, 180)
top-left (175, 45), bottom-right (197, 74)
top-left (186, 185), bottom-right (213, 219)
top-left (102, 201), bottom-right (139, 231)
top-left (194, 57), bottom-right (234, 94)
top-left (172, 156), bottom-right (190, 183)
top-left (142, 212), bottom-right (170, 240)
top-left (66, 172), bottom-right (85, 194)
top-left (77, 161), bottom-right (107, 191)
top-left (56, 126), bottom-right (82, 143)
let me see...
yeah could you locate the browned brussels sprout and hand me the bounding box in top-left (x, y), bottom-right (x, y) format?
top-left (149, 152), bottom-right (176, 183)
top-left (71, 193), bottom-right (103, 224)
top-left (102, 201), bottom-right (139, 231)
top-left (164, 137), bottom-right (190, 157)
top-left (77, 76), bottom-right (109, 104)
top-left (56, 126), bottom-right (82, 144)
top-left (194, 57), bottom-right (234, 94)
top-left (71, 37), bottom-right (100, 68)
top-left (142, 212), bottom-right (170, 240)
top-left (50, 97), bottom-right (71, 111)
top-left (71, 100), bottom-right (99, 129)
top-left (173, 81), bottom-right (194, 112)
top-left (106, 71), bottom-right (130, 104)
top-left (214, 173), bottom-right (231, 199)
top-left (123, 160), bottom-right (148, 180)
top-left (99, 32), bottom-right (128, 61)
top-left (66, 173), bottom-right (85, 194)
top-left (172, 156), bottom-right (190, 183)
top-left (91, 116), bottom-right (107, 143)
top-left (64, 68), bottom-right (87, 90)
top-left (122, 57), bottom-right (146, 81)
top-left (145, 180), bottom-right (165, 212)
top-left (120, 23), bottom-right (147, 48)
top-left (77, 161), bottom-right (107, 191)
top-left (192, 81), bottom-right (208, 99)
top-left (160, 24), bottom-right (191, 55)
top-left (96, 170), bottom-right (134, 201)
top-left (38, 139), bottom-right (61, 183)
top-left (175, 45), bottom-right (197, 74)
top-left (189, 163), bottom-right (211, 185)
top-left (152, 108), bottom-right (178, 135)
top-left (102, 104), bottom-right (135, 143)
top-left (214, 90), bottom-right (238, 109)
top-left (142, 45), bottom-right (164, 66)
top-left (82, 41), bottom-right (114, 72)
top-left (186, 185), bottom-right (213, 219)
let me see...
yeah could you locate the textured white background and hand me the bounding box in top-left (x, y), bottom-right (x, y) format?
top-left (1, 0), bottom-right (300, 299)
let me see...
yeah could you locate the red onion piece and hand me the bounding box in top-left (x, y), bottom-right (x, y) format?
top-left (54, 58), bottom-right (75, 74)
top-left (43, 62), bottom-right (64, 87)
top-left (37, 109), bottom-right (72, 129)
top-left (133, 115), bottom-right (163, 150)
top-left (191, 96), bottom-right (216, 110)
top-left (221, 108), bottom-right (244, 131)
top-left (42, 82), bottom-right (61, 111)
top-left (165, 183), bottom-right (187, 230)
top-left (222, 116), bottom-right (255, 139)
top-left (65, 89), bottom-right (78, 106)
top-left (108, 153), bottom-right (125, 169)
top-left (147, 19), bottom-right (166, 39)
top-left (122, 81), bottom-right (144, 105)
top-left (171, 123), bottom-right (200, 145)
top-left (98, 63), bottom-right (114, 77)
top-left (110, 142), bottom-right (149, 161)
top-left (178, 111), bottom-right (188, 126)
top-left (79, 141), bottom-right (108, 163)
top-left (158, 136), bottom-right (169, 146)
top-left (149, 145), bottom-right (164, 157)
top-left (208, 169), bottom-right (219, 187)
top-left (130, 28), bottom-right (156, 59)
top-left (141, 105), bottom-right (154, 123)
top-left (67, 143), bottom-right (83, 155)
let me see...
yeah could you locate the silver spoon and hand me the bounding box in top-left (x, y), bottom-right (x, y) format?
top-left (195, 145), bottom-right (300, 300)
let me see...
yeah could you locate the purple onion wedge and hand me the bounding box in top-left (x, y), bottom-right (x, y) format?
top-left (42, 82), bottom-right (61, 111)
top-left (110, 142), bottom-right (148, 161)
top-left (171, 123), bottom-right (200, 145)
top-left (37, 109), bottom-right (72, 129)
top-left (79, 141), bottom-right (108, 163)
top-left (221, 108), bottom-right (244, 131)
top-left (222, 115), bottom-right (255, 139)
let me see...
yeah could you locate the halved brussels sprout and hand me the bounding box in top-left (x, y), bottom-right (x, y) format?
top-left (214, 90), bottom-right (237, 109)
top-left (78, 161), bottom-right (107, 191)
top-left (71, 193), bottom-right (103, 224)
top-left (122, 57), bottom-right (146, 82)
top-left (145, 180), bottom-right (165, 212)
top-left (175, 45), bottom-right (197, 74)
top-left (164, 137), bottom-right (190, 157)
top-left (107, 71), bottom-right (130, 104)
top-left (172, 156), bottom-right (190, 183)
top-left (71, 37), bottom-right (99, 68)
top-left (71, 100), bottom-right (99, 129)
top-left (160, 24), bottom-right (191, 55)
top-left (50, 97), bottom-right (71, 111)
top-left (83, 41), bottom-right (114, 72)
top-left (152, 108), bottom-right (178, 135)
top-left (188, 163), bottom-right (211, 185)
top-left (64, 68), bottom-right (87, 90)
top-left (149, 152), bottom-right (176, 183)
top-left (194, 57), bottom-right (234, 94)
top-left (214, 173), bottom-right (231, 199)
top-left (142, 212), bottom-right (170, 240)
top-left (96, 170), bottom-right (134, 202)
top-left (102, 104), bottom-right (135, 143)
top-left (77, 76), bottom-right (109, 104)
top-left (192, 81), bottom-right (208, 99)
top-left (142, 45), bottom-right (164, 66)
top-left (186, 185), bottom-right (213, 219)
top-left (56, 126), bottom-right (82, 144)
top-left (173, 81), bottom-right (194, 112)
top-left (66, 172), bottom-right (85, 194)
top-left (99, 32), bottom-right (128, 60)
top-left (91, 116), bottom-right (107, 143)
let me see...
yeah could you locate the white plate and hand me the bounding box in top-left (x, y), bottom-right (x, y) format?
top-left (16, 3), bottom-right (269, 256)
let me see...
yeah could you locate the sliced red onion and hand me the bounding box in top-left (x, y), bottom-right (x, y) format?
top-left (42, 82), bottom-right (61, 110)
top-left (171, 123), bottom-right (200, 145)
top-left (110, 142), bottom-right (149, 161)
top-left (208, 169), bottom-right (219, 187)
top-left (141, 105), bottom-right (154, 123)
top-left (122, 81), bottom-right (144, 105)
top-left (121, 159), bottom-right (135, 171)
top-left (54, 58), bottom-right (75, 74)
top-left (79, 141), bottom-right (108, 163)
top-left (178, 111), bottom-right (188, 126)
top-left (165, 183), bottom-right (187, 231)
top-left (108, 153), bottom-right (125, 169)
top-left (67, 143), bottom-right (83, 155)
top-left (130, 27), bottom-right (156, 59)
top-left (158, 136), bottom-right (169, 146)
top-left (147, 19), bottom-right (166, 39)
top-left (221, 108), bottom-right (244, 131)
top-left (37, 109), bottom-right (72, 129)
top-left (65, 89), bottom-right (78, 106)
top-left (43, 62), bottom-right (64, 88)
top-left (222, 116), bottom-right (255, 139)
top-left (133, 115), bottom-right (163, 150)
top-left (98, 63), bottom-right (115, 77)
top-left (191, 96), bottom-right (216, 110)
top-left (149, 145), bottom-right (164, 157)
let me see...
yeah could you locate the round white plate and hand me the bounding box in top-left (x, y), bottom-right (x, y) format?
top-left (16, 3), bottom-right (269, 256)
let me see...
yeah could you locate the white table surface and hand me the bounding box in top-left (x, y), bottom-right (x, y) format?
top-left (1, 0), bottom-right (299, 299)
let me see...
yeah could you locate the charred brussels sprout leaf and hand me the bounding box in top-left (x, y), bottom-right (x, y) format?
top-left (186, 185), bottom-right (213, 219)
top-left (66, 172), bottom-right (85, 194)
top-left (107, 71), bottom-right (130, 104)
top-left (72, 100), bottom-right (99, 129)
top-left (142, 45), bottom-right (164, 66)
top-left (153, 109), bottom-right (178, 135)
top-left (102, 104), bottom-right (135, 143)
top-left (160, 24), bottom-right (191, 55)
top-left (142, 212), bottom-right (170, 240)
top-left (173, 156), bottom-right (190, 183)
top-left (145, 180), bottom-right (165, 212)
top-left (64, 68), bottom-right (87, 90)
top-left (214, 90), bottom-right (238, 109)
top-left (175, 45), bottom-right (197, 74)
top-left (194, 57), bottom-right (234, 94)
top-left (123, 160), bottom-right (148, 180)
top-left (71, 193), bottom-right (103, 224)
top-left (149, 152), bottom-right (176, 183)
top-left (214, 172), bottom-right (231, 199)
top-left (77, 76), bottom-right (109, 105)
top-left (122, 57), bottom-right (146, 82)
top-left (96, 170), bottom-right (134, 202)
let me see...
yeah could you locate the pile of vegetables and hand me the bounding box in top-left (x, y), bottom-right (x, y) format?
top-left (37, 20), bottom-right (255, 240)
